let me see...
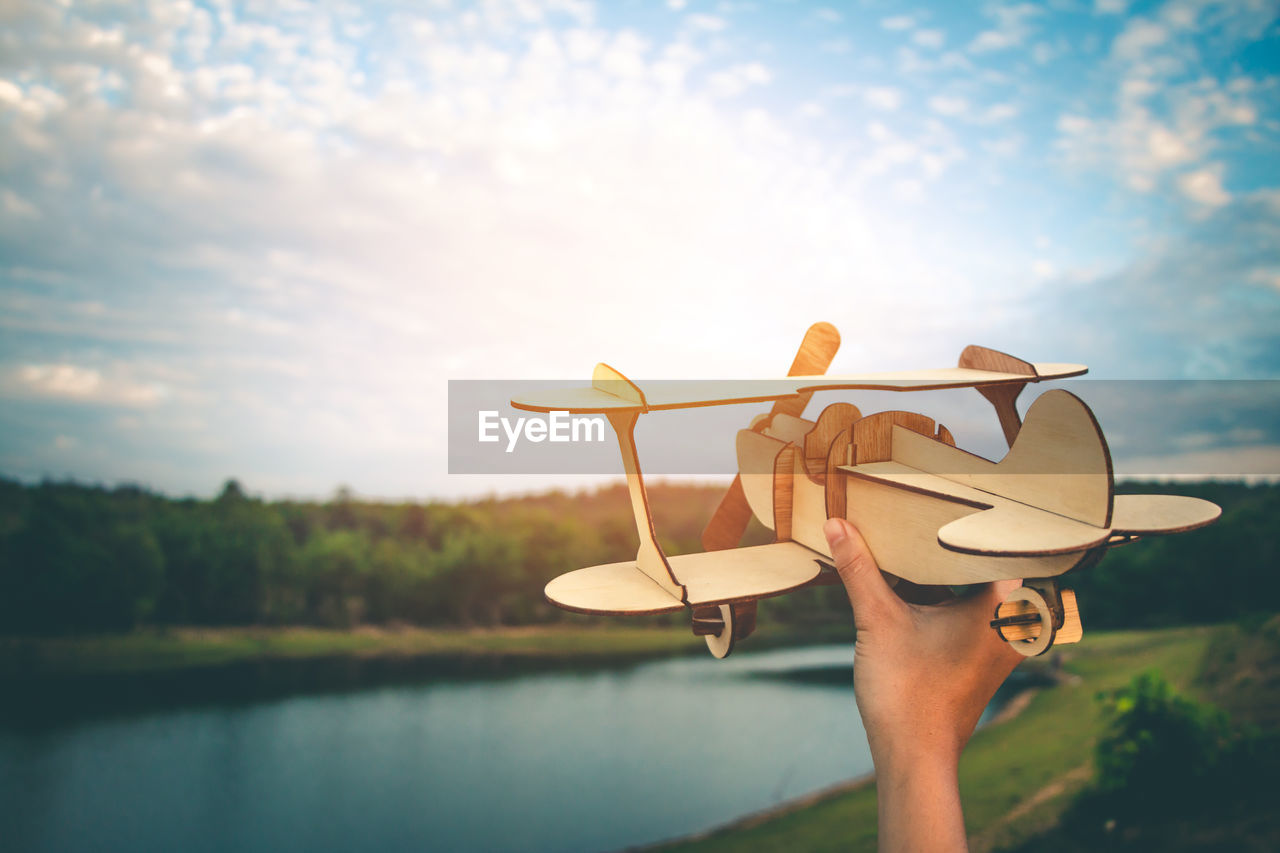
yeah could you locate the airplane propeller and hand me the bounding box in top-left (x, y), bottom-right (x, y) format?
top-left (700, 322), bottom-right (841, 552)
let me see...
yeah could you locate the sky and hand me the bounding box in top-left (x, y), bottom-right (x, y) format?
top-left (1, 0), bottom-right (1278, 500)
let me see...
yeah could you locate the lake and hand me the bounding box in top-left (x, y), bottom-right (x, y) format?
top-left (0, 645), bottom-right (1013, 852)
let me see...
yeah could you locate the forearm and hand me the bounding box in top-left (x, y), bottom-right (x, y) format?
top-left (874, 750), bottom-right (967, 852)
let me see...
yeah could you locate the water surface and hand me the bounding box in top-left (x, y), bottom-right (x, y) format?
top-left (0, 645), bottom-right (1010, 852)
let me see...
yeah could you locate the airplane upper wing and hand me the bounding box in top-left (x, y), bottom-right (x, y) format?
top-left (795, 362), bottom-right (1087, 392)
top-left (511, 363), bottom-right (1089, 413)
top-left (511, 379), bottom-right (803, 414)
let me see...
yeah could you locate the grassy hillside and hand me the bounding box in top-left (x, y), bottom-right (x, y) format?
top-left (662, 623), bottom-right (1272, 853)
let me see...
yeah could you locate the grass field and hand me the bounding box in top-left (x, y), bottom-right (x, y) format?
top-left (660, 625), bottom-right (1223, 853)
top-left (0, 621), bottom-right (860, 678)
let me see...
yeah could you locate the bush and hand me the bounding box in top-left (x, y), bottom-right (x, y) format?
top-left (1092, 669), bottom-right (1232, 811)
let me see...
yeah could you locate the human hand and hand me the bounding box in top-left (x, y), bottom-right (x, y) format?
top-left (823, 517), bottom-right (1023, 851)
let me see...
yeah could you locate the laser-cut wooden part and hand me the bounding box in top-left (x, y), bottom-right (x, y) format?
top-left (1056, 591), bottom-right (1083, 644)
top-left (937, 506), bottom-right (1113, 556)
top-left (959, 345), bottom-right (1035, 447)
top-left (786, 446), bottom-right (835, 557)
top-left (593, 362), bottom-right (646, 407)
top-left (765, 413), bottom-right (817, 445)
top-left (699, 477), bottom-right (754, 552)
top-left (606, 410), bottom-right (686, 602)
top-left (957, 344), bottom-right (1037, 376)
top-left (842, 472), bottom-right (1084, 585)
top-left (545, 563), bottom-right (685, 615)
top-left (889, 390), bottom-right (1113, 527)
top-left (702, 322), bottom-right (841, 551)
top-left (992, 586), bottom-right (1082, 656)
top-left (510, 362), bottom-right (1088, 414)
top-left (794, 362), bottom-right (1086, 394)
top-left (544, 542), bottom-right (824, 615)
top-left (803, 403), bottom-right (861, 475)
top-left (736, 429), bottom-right (787, 531)
top-left (1110, 494), bottom-right (1221, 534)
top-left (851, 411), bottom-right (938, 465)
top-left (692, 601), bottom-right (760, 658)
top-left (824, 429), bottom-right (853, 521)
top-left (733, 600), bottom-right (758, 640)
top-left (772, 444), bottom-right (796, 542)
top-left (513, 380), bottom-right (801, 414)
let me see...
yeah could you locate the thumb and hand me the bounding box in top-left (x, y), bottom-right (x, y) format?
top-left (823, 517), bottom-right (900, 624)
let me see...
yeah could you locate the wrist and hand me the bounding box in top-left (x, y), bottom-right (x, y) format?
top-left (869, 728), bottom-right (963, 781)
top-left (872, 742), bottom-right (967, 852)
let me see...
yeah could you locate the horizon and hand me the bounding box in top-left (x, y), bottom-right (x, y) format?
top-left (5, 470), bottom-right (1275, 507)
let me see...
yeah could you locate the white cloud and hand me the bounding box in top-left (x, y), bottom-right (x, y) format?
top-left (707, 61), bottom-right (772, 97)
top-left (880, 16), bottom-right (915, 31)
top-left (1111, 19), bottom-right (1169, 61)
top-left (863, 86), bottom-right (903, 111)
top-left (928, 95), bottom-right (969, 117)
top-left (686, 13), bottom-right (727, 32)
top-left (8, 363), bottom-right (166, 406)
top-left (1, 189), bottom-right (40, 220)
top-left (969, 4), bottom-right (1039, 53)
top-left (912, 29), bottom-right (945, 49)
top-left (1095, 0), bottom-right (1128, 14)
top-left (1054, 2), bottom-right (1267, 212)
top-left (984, 103), bottom-right (1017, 122)
top-left (1177, 164), bottom-right (1231, 207)
top-left (1247, 267), bottom-right (1280, 291)
top-left (1145, 124), bottom-right (1194, 167)
top-left (0, 79), bottom-right (22, 104)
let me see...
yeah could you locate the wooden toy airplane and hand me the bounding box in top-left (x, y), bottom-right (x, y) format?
top-left (511, 323), bottom-right (1220, 659)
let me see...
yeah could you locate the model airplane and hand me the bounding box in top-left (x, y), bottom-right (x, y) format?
top-left (511, 322), bottom-right (1220, 659)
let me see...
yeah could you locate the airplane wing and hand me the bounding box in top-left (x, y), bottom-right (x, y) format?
top-left (1109, 494), bottom-right (1221, 535)
top-left (544, 541), bottom-right (827, 615)
top-left (511, 379), bottom-right (802, 414)
top-left (936, 504), bottom-right (1113, 556)
top-left (511, 363), bottom-right (1088, 414)
top-left (935, 494), bottom-right (1220, 557)
top-left (795, 362), bottom-right (1087, 392)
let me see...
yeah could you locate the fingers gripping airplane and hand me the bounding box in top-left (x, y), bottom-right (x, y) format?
top-left (510, 323), bottom-right (1220, 659)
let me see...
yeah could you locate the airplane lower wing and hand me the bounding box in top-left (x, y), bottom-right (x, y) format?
top-left (544, 541), bottom-right (827, 615)
top-left (936, 504), bottom-right (1113, 556)
top-left (1109, 494), bottom-right (1221, 534)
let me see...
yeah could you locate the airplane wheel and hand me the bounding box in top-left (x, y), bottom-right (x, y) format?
top-left (704, 605), bottom-right (735, 659)
top-left (993, 587), bottom-right (1057, 657)
top-left (692, 604), bottom-right (736, 659)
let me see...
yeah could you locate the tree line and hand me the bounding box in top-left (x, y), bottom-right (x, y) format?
top-left (0, 476), bottom-right (1273, 635)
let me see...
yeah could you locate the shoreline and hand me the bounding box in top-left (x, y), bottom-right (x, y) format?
top-left (640, 684), bottom-right (1047, 851)
top-left (0, 622), bottom-right (858, 677)
top-left (0, 622), bottom-right (856, 728)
